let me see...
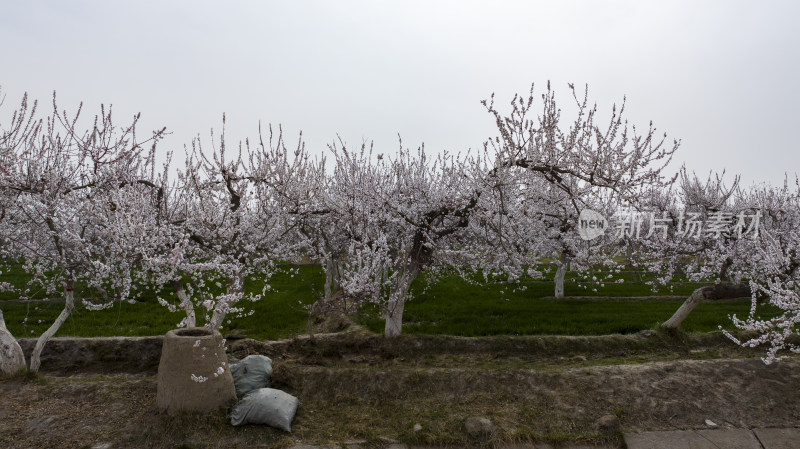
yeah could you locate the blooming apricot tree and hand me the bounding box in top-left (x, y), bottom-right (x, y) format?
top-left (623, 170), bottom-right (762, 329)
top-left (0, 90), bottom-right (165, 372)
top-left (141, 119), bottom-right (315, 331)
top-left (481, 82), bottom-right (680, 297)
top-left (325, 141), bottom-right (487, 337)
top-left (722, 180), bottom-right (800, 363)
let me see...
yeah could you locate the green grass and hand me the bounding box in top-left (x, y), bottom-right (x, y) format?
top-left (0, 262), bottom-right (64, 300)
top-left (357, 271), bottom-right (767, 336)
top-left (0, 262), bottom-right (773, 339)
top-left (0, 264), bottom-right (323, 340)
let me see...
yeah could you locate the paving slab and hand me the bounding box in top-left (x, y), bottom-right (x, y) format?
top-left (291, 443), bottom-right (614, 449)
top-left (502, 445), bottom-right (610, 449)
top-left (289, 445), bottom-right (341, 449)
top-left (551, 445), bottom-right (616, 449)
top-left (754, 428), bottom-right (800, 449)
top-left (625, 429), bottom-right (761, 449)
top-left (289, 443), bottom-right (341, 449)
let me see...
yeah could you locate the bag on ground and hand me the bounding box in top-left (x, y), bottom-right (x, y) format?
top-left (229, 354), bottom-right (273, 397)
top-left (230, 387), bottom-right (299, 431)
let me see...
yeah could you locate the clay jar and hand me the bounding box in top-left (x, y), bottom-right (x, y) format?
top-left (156, 327), bottom-right (237, 415)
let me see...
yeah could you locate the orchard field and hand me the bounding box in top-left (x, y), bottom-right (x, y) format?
top-left (0, 261), bottom-right (767, 341)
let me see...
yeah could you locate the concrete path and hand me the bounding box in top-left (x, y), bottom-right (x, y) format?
top-left (625, 428), bottom-right (800, 449)
top-left (286, 428), bottom-right (800, 449)
top-left (290, 444), bottom-right (613, 449)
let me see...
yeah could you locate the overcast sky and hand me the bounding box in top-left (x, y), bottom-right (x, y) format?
top-left (2, 1), bottom-right (798, 187)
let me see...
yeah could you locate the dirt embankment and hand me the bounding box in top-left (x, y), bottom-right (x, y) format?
top-left (17, 336), bottom-right (163, 375)
top-left (2, 330), bottom-right (799, 449)
top-left (14, 328), bottom-right (754, 376)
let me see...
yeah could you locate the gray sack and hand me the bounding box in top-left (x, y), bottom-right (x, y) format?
top-left (229, 354), bottom-right (273, 397)
top-left (230, 387), bottom-right (299, 431)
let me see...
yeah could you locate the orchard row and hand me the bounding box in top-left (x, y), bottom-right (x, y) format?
top-left (1, 83), bottom-right (797, 373)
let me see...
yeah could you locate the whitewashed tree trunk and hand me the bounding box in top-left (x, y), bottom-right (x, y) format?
top-left (661, 287), bottom-right (705, 329)
top-left (384, 292), bottom-right (406, 338)
top-left (384, 264), bottom-right (420, 338)
top-left (662, 283), bottom-right (751, 330)
top-left (29, 283), bottom-right (76, 372)
top-left (208, 303), bottom-right (229, 331)
top-left (323, 256), bottom-right (341, 301)
top-left (172, 280), bottom-right (196, 328)
top-left (0, 309), bottom-right (27, 376)
top-left (208, 272), bottom-right (245, 330)
top-left (554, 254), bottom-right (569, 299)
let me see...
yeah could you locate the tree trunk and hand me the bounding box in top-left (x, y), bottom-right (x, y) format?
top-left (308, 256), bottom-right (347, 339)
top-left (323, 256), bottom-right (341, 301)
top-left (29, 282), bottom-right (76, 372)
top-left (625, 243), bottom-right (641, 283)
top-left (172, 280), bottom-right (196, 328)
top-left (383, 264), bottom-right (420, 338)
top-left (383, 296), bottom-right (406, 338)
top-left (307, 310), bottom-right (316, 340)
top-left (0, 309), bottom-right (27, 376)
top-left (384, 295), bottom-right (405, 338)
top-left (554, 254), bottom-right (569, 298)
top-left (208, 272), bottom-right (244, 330)
top-left (661, 282), bottom-right (751, 330)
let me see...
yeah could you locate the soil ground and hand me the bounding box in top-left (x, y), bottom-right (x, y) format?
top-left (2, 324), bottom-right (799, 449)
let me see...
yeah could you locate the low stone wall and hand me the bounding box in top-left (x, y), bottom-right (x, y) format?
top-left (18, 336), bottom-right (164, 374)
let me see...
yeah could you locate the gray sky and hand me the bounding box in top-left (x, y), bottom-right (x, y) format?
top-left (2, 1), bottom-right (799, 187)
